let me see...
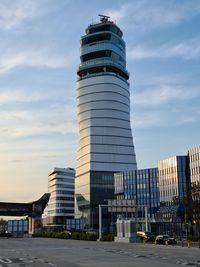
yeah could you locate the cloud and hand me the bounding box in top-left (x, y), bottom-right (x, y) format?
top-left (0, 0), bottom-right (42, 30)
top-left (0, 48), bottom-right (71, 74)
top-left (132, 106), bottom-right (200, 129)
top-left (0, 109), bottom-right (77, 138)
top-left (131, 80), bottom-right (200, 129)
top-left (106, 3), bottom-right (131, 23)
top-left (0, 88), bottom-right (69, 104)
top-left (0, 86), bottom-right (77, 140)
top-left (128, 38), bottom-right (200, 60)
top-left (132, 111), bottom-right (163, 129)
top-left (105, 0), bottom-right (200, 32)
top-left (132, 85), bottom-right (200, 107)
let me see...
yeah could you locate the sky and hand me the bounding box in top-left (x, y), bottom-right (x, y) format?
top-left (0, 0), bottom-right (200, 203)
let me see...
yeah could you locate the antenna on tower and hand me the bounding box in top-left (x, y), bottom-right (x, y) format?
top-left (98, 14), bottom-right (110, 23)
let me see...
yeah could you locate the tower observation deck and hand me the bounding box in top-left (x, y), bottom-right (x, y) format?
top-left (75, 15), bottom-right (137, 229)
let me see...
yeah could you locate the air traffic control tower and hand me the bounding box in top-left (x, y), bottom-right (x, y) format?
top-left (75, 15), bottom-right (137, 229)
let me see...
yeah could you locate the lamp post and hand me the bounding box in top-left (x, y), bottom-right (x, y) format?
top-left (98, 204), bottom-right (108, 241)
top-left (145, 206), bottom-right (148, 232)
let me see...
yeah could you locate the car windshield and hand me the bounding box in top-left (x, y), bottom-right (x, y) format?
top-left (163, 235), bottom-right (169, 239)
top-left (145, 232), bottom-right (154, 236)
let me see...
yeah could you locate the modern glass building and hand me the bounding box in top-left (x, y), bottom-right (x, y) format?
top-left (115, 168), bottom-right (160, 219)
top-left (188, 146), bottom-right (200, 189)
top-left (188, 146), bottom-right (200, 234)
top-left (156, 156), bottom-right (188, 235)
top-left (43, 168), bottom-right (75, 228)
top-left (75, 15), bottom-right (137, 229)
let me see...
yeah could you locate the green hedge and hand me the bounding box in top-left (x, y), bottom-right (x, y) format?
top-left (71, 232), bottom-right (99, 241)
top-left (32, 231), bottom-right (99, 241)
top-left (101, 233), bottom-right (114, 241)
top-left (32, 232), bottom-right (71, 239)
top-left (188, 236), bottom-right (200, 242)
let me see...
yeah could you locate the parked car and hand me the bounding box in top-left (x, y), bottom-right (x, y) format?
top-left (155, 234), bottom-right (176, 245)
top-left (137, 231), bottom-right (155, 242)
top-left (0, 231), bottom-right (12, 238)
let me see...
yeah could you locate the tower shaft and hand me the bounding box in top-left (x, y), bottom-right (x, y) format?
top-left (75, 17), bottom-right (137, 229)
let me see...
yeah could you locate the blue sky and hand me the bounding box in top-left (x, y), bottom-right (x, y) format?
top-left (0, 0), bottom-right (200, 202)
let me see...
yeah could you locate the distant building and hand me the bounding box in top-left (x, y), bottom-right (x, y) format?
top-left (188, 146), bottom-right (200, 233)
top-left (156, 156), bottom-right (188, 234)
top-left (188, 146), bottom-right (200, 196)
top-left (8, 219), bottom-right (28, 237)
top-left (43, 168), bottom-right (75, 229)
top-left (115, 168), bottom-right (160, 219)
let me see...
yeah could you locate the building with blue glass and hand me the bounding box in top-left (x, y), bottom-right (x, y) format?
top-left (75, 15), bottom-right (137, 229)
top-left (188, 146), bottom-right (200, 235)
top-left (115, 168), bottom-right (160, 219)
top-left (156, 156), bottom-right (188, 235)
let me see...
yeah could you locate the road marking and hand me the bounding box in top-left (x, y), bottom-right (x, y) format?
top-left (0, 257), bottom-right (12, 263)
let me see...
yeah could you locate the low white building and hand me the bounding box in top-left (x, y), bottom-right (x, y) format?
top-left (43, 167), bottom-right (75, 229)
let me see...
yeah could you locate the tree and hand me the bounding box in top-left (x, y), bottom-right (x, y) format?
top-left (0, 218), bottom-right (7, 225)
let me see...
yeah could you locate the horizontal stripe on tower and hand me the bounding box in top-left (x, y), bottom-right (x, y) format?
top-left (77, 81), bottom-right (129, 92)
top-left (77, 108), bottom-right (129, 115)
top-left (78, 143), bottom-right (135, 151)
top-left (78, 116), bottom-right (130, 123)
top-left (77, 90), bottom-right (129, 101)
top-left (79, 134), bottom-right (133, 141)
top-left (77, 151), bottom-right (136, 161)
top-left (76, 160), bottom-right (137, 169)
top-left (77, 99), bottom-right (129, 107)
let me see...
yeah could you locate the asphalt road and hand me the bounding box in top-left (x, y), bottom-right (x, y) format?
top-left (0, 238), bottom-right (199, 267)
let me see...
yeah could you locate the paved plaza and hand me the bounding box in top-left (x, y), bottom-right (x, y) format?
top-left (0, 238), bottom-right (199, 267)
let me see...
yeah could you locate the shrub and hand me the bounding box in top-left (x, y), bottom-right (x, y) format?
top-left (71, 232), bottom-right (82, 240)
top-left (102, 233), bottom-right (114, 241)
top-left (32, 231), bottom-right (99, 241)
top-left (188, 236), bottom-right (200, 242)
top-left (81, 233), bottom-right (87, 240)
top-left (32, 231), bottom-right (70, 239)
top-left (86, 233), bottom-right (98, 241)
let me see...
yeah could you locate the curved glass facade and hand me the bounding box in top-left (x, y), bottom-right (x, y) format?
top-left (77, 19), bottom-right (128, 79)
top-left (75, 17), bottom-right (137, 230)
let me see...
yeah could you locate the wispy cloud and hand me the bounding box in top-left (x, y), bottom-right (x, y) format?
top-left (0, 48), bottom-right (71, 74)
top-left (0, 88), bottom-right (68, 104)
top-left (132, 111), bottom-right (163, 129)
top-left (132, 106), bottom-right (200, 129)
top-left (128, 38), bottom-right (200, 60)
top-left (105, 0), bottom-right (200, 32)
top-left (0, 108), bottom-right (77, 138)
top-left (132, 85), bottom-right (200, 107)
top-left (0, 0), bottom-right (42, 30)
top-left (131, 80), bottom-right (200, 129)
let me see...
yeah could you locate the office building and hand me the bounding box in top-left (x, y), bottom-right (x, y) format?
top-left (188, 146), bottom-right (200, 234)
top-left (8, 219), bottom-right (28, 238)
top-left (75, 15), bottom-right (137, 229)
top-left (188, 146), bottom-right (200, 195)
top-left (115, 168), bottom-right (160, 219)
top-left (156, 156), bottom-right (188, 234)
top-left (44, 168), bottom-right (75, 228)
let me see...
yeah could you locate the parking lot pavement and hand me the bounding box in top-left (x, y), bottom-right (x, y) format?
top-left (0, 238), bottom-right (199, 267)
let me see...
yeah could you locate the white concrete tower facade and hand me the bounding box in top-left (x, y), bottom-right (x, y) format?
top-left (75, 15), bottom-right (137, 229)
